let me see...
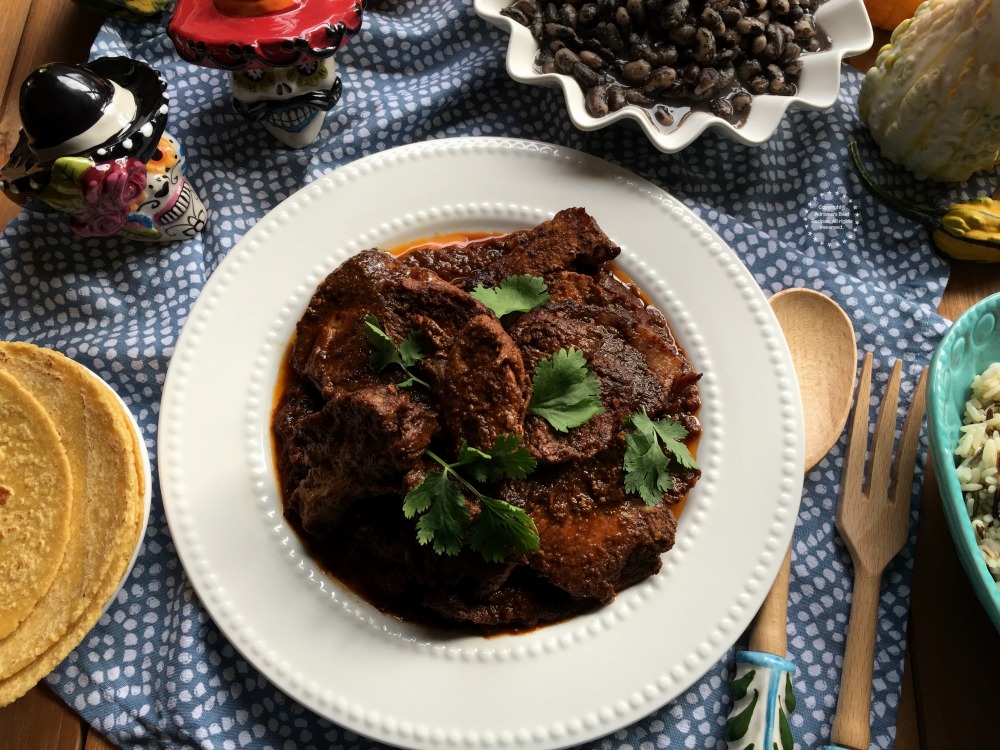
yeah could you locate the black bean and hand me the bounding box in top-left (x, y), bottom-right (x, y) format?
top-left (560, 3), bottom-right (579, 27)
top-left (624, 87), bottom-right (655, 105)
top-left (623, 58), bottom-right (652, 83)
top-left (543, 2), bottom-right (560, 22)
top-left (780, 41), bottom-right (801, 64)
top-left (793, 16), bottom-right (816, 39)
top-left (573, 60), bottom-right (602, 87)
top-left (578, 2), bottom-right (599, 23)
top-left (501, 7), bottom-right (531, 26)
top-left (608, 86), bottom-right (628, 109)
top-left (738, 59), bottom-right (761, 78)
top-left (692, 67), bottom-right (721, 98)
top-left (546, 22), bottom-right (583, 44)
top-left (710, 97), bottom-right (734, 117)
top-left (579, 49), bottom-right (605, 68)
top-left (731, 91), bottom-right (752, 110)
top-left (656, 45), bottom-right (679, 65)
top-left (700, 7), bottom-right (725, 34)
top-left (693, 27), bottom-right (716, 62)
top-left (783, 58), bottom-right (803, 77)
top-left (763, 23), bottom-right (784, 59)
top-left (654, 105), bottom-right (675, 126)
top-left (735, 16), bottom-right (764, 34)
top-left (585, 84), bottom-right (610, 116)
top-left (515, 0), bottom-right (542, 18)
top-left (554, 46), bottom-right (581, 72)
top-left (720, 4), bottom-right (743, 25)
top-left (660, 0), bottom-right (688, 27)
top-left (596, 21), bottom-right (625, 50)
top-left (643, 65), bottom-right (678, 91)
top-left (530, 16), bottom-right (545, 40)
top-left (626, 0), bottom-right (646, 24)
top-left (669, 23), bottom-right (697, 45)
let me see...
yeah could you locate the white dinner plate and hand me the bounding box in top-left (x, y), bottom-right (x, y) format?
top-left (159, 137), bottom-right (804, 750)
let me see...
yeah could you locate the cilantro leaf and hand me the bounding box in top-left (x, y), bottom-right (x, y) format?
top-left (455, 434), bottom-right (536, 483)
top-left (527, 347), bottom-right (604, 432)
top-left (623, 409), bottom-right (698, 506)
top-left (364, 314), bottom-right (429, 388)
top-left (470, 275), bottom-right (549, 319)
top-left (403, 437), bottom-right (540, 561)
top-left (469, 496), bottom-right (540, 563)
top-left (403, 470), bottom-right (469, 556)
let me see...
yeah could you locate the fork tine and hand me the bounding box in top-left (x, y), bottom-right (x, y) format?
top-left (866, 359), bottom-right (903, 501)
top-left (892, 366), bottom-right (928, 506)
top-left (840, 352), bottom-right (873, 503)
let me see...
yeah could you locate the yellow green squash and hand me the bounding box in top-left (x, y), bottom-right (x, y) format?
top-left (850, 142), bottom-right (1000, 263)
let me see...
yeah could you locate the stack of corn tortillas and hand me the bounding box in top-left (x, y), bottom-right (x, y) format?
top-left (0, 342), bottom-right (148, 707)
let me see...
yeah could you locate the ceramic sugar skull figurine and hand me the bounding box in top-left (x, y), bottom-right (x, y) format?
top-left (0, 57), bottom-right (207, 242)
top-left (167, 0), bottom-right (364, 149)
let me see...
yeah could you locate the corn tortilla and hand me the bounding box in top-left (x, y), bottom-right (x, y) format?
top-left (0, 344), bottom-right (146, 707)
top-left (0, 370), bottom-right (73, 641)
top-left (0, 343), bottom-right (144, 681)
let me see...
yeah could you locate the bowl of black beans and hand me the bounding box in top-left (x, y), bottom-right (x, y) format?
top-left (475, 0), bottom-right (873, 152)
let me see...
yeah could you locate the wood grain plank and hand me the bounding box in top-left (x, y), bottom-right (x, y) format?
top-left (0, 0), bottom-right (104, 229)
top-left (0, 684), bottom-right (83, 750)
top-left (84, 729), bottom-right (121, 750)
top-left (0, 0), bottom-right (33, 108)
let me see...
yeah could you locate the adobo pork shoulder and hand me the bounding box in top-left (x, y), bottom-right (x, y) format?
top-left (272, 208), bottom-right (702, 633)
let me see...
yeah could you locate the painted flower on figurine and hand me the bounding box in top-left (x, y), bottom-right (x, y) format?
top-left (71, 157), bottom-right (148, 237)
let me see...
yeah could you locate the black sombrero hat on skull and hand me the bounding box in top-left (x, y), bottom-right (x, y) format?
top-left (0, 56), bottom-right (169, 208)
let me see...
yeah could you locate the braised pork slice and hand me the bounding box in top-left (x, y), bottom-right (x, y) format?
top-left (292, 248), bottom-right (491, 396)
top-left (502, 450), bottom-right (678, 604)
top-left (399, 208), bottom-right (621, 288)
top-left (273, 381), bottom-right (440, 534)
top-left (511, 297), bottom-right (700, 464)
top-left (438, 314), bottom-right (530, 450)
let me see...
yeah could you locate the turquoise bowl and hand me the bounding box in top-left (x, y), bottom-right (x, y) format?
top-left (928, 292), bottom-right (1000, 634)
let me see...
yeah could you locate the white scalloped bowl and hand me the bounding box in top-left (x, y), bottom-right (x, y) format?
top-left (474, 0), bottom-right (874, 152)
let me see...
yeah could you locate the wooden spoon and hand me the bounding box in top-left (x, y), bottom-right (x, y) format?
top-left (724, 288), bottom-right (857, 749)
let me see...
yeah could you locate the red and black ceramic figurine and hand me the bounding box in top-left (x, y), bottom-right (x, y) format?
top-left (168, 0), bottom-right (365, 148)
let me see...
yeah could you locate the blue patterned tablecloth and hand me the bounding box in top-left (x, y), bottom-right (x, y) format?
top-left (3, 1), bottom-right (992, 747)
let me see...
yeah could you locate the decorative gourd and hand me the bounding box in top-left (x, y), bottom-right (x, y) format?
top-left (858, 0), bottom-right (1000, 182)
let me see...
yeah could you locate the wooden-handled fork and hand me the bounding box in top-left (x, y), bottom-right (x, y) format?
top-left (824, 354), bottom-right (927, 750)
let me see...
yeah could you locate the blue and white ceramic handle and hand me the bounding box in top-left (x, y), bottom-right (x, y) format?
top-left (725, 651), bottom-right (796, 750)
top-left (725, 546), bottom-right (797, 750)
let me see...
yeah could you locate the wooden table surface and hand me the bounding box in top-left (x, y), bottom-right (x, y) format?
top-left (1, 5), bottom-right (998, 749)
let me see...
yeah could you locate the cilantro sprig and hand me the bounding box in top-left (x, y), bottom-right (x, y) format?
top-left (528, 347), bottom-right (604, 432)
top-left (623, 409), bottom-right (698, 506)
top-left (403, 436), bottom-right (540, 563)
top-left (470, 274), bottom-right (549, 319)
top-left (364, 314), bottom-right (429, 388)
